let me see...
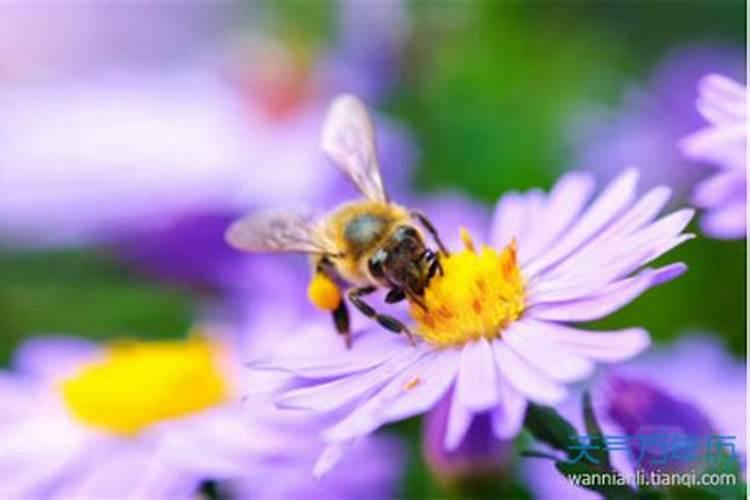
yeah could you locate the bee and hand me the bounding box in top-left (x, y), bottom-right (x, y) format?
top-left (226, 94), bottom-right (447, 347)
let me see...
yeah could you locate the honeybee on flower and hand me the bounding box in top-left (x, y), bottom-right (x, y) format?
top-left (250, 165), bottom-right (695, 478)
top-left (227, 94), bottom-right (447, 347)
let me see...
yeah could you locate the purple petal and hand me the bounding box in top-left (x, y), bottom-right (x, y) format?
top-left (681, 122), bottom-right (746, 171)
top-left (696, 74), bottom-right (746, 124)
top-left (693, 171), bottom-right (745, 208)
top-left (524, 168), bottom-right (640, 278)
top-left (380, 349), bottom-right (460, 421)
top-left (13, 336), bottom-right (99, 380)
top-left (323, 351), bottom-right (449, 441)
top-left (518, 171), bottom-right (596, 263)
top-left (512, 189), bottom-right (546, 251)
top-left (548, 207), bottom-right (694, 280)
top-left (55, 447), bottom-right (185, 500)
top-left (276, 348), bottom-right (425, 412)
top-left (529, 232), bottom-right (693, 305)
top-left (523, 319), bottom-right (650, 362)
top-left (491, 379), bottom-right (528, 439)
top-left (503, 322), bottom-right (594, 382)
top-left (455, 339), bottom-right (501, 412)
top-left (444, 392), bottom-right (473, 451)
top-left (649, 262), bottom-right (688, 285)
top-left (489, 192), bottom-right (528, 250)
top-left (158, 410), bottom-right (278, 478)
top-left (701, 201), bottom-right (747, 239)
top-left (598, 185), bottom-right (672, 239)
top-left (250, 329), bottom-right (405, 379)
top-left (423, 394), bottom-right (513, 479)
top-left (0, 408), bottom-right (96, 497)
top-left (492, 341), bottom-right (566, 405)
top-left (314, 441), bottom-right (353, 480)
top-left (249, 350), bottom-right (390, 380)
top-left (544, 184), bottom-right (673, 272)
top-left (529, 270), bottom-right (656, 322)
top-left (0, 375), bottom-right (36, 421)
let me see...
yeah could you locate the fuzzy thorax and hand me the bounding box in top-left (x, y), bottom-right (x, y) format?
top-left (410, 229), bottom-right (525, 348)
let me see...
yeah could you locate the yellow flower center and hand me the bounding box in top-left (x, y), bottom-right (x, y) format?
top-left (410, 229), bottom-right (525, 348)
top-left (60, 337), bottom-right (230, 436)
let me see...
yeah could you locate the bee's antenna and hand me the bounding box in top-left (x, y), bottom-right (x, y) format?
top-left (410, 210), bottom-right (449, 255)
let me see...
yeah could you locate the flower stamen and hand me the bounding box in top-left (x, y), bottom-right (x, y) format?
top-left (410, 230), bottom-right (525, 348)
top-left (60, 337), bottom-right (230, 436)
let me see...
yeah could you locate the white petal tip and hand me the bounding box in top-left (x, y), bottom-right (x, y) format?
top-left (312, 442), bottom-right (349, 479)
top-left (603, 328), bottom-right (650, 362)
top-left (680, 208), bottom-right (696, 223)
top-left (629, 328), bottom-right (651, 355)
top-left (620, 166), bottom-right (641, 184)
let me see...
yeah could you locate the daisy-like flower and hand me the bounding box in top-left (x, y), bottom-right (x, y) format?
top-left (254, 168), bottom-right (694, 476)
top-left (569, 45), bottom-right (743, 199)
top-left (0, 331), bottom-right (404, 498)
top-left (680, 74), bottom-right (747, 239)
top-left (525, 335), bottom-right (746, 499)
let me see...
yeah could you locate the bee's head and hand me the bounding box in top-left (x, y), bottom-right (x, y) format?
top-left (368, 224), bottom-right (431, 294)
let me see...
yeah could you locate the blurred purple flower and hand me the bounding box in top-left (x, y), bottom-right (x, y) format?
top-left (680, 74), bottom-right (747, 239)
top-left (525, 335), bottom-right (746, 499)
top-left (604, 377), bottom-right (716, 474)
top-left (0, 3), bottom-right (232, 81)
top-left (323, 0), bottom-right (410, 100)
top-left (0, 16), bottom-right (417, 300)
top-left (117, 211), bottom-right (249, 293)
top-left (0, 67), bottom-right (414, 247)
top-left (568, 45), bottom-right (744, 201)
top-left (0, 331), bottom-right (404, 499)
top-left (252, 168), bottom-right (692, 477)
top-left (423, 390), bottom-right (513, 482)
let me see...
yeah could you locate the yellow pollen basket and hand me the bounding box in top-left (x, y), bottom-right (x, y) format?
top-left (308, 273), bottom-right (342, 311)
top-left (60, 337), bottom-right (230, 436)
top-left (410, 229), bottom-right (525, 348)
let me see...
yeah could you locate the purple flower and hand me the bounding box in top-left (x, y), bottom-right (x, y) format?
top-left (253, 168), bottom-right (693, 476)
top-left (323, 0), bottom-right (410, 100)
top-left (0, 4), bottom-right (231, 80)
top-left (525, 335), bottom-right (746, 498)
top-left (568, 45), bottom-right (744, 200)
top-left (680, 74), bottom-right (747, 239)
top-left (0, 332), bottom-right (404, 499)
top-left (0, 71), bottom-right (411, 243)
top-left (0, 63), bottom-right (414, 297)
top-left (0, 52), bottom-right (415, 251)
top-left (423, 390), bottom-right (513, 481)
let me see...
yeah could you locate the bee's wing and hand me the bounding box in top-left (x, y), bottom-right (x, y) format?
top-left (321, 94), bottom-right (388, 203)
top-left (225, 210), bottom-right (336, 255)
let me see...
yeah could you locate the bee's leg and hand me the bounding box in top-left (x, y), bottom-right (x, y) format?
top-left (411, 210), bottom-right (448, 255)
top-left (333, 300), bottom-right (352, 349)
top-left (348, 286), bottom-right (416, 346)
top-left (426, 251), bottom-right (444, 280)
top-left (385, 288), bottom-right (406, 304)
top-left (312, 256), bottom-right (352, 348)
top-left (405, 289), bottom-right (428, 312)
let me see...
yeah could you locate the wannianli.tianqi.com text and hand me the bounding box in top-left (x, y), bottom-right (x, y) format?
top-left (566, 471), bottom-right (738, 489)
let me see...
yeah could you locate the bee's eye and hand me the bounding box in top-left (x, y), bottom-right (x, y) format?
top-left (397, 225), bottom-right (419, 240)
top-left (368, 250), bottom-right (387, 279)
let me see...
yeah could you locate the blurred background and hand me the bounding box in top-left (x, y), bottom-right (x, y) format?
top-left (0, 1), bottom-right (745, 497)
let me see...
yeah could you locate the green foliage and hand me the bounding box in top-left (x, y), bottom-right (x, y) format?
top-left (0, 248), bottom-right (193, 365)
top-left (392, 2), bottom-right (633, 202)
top-left (523, 403), bottom-right (579, 455)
